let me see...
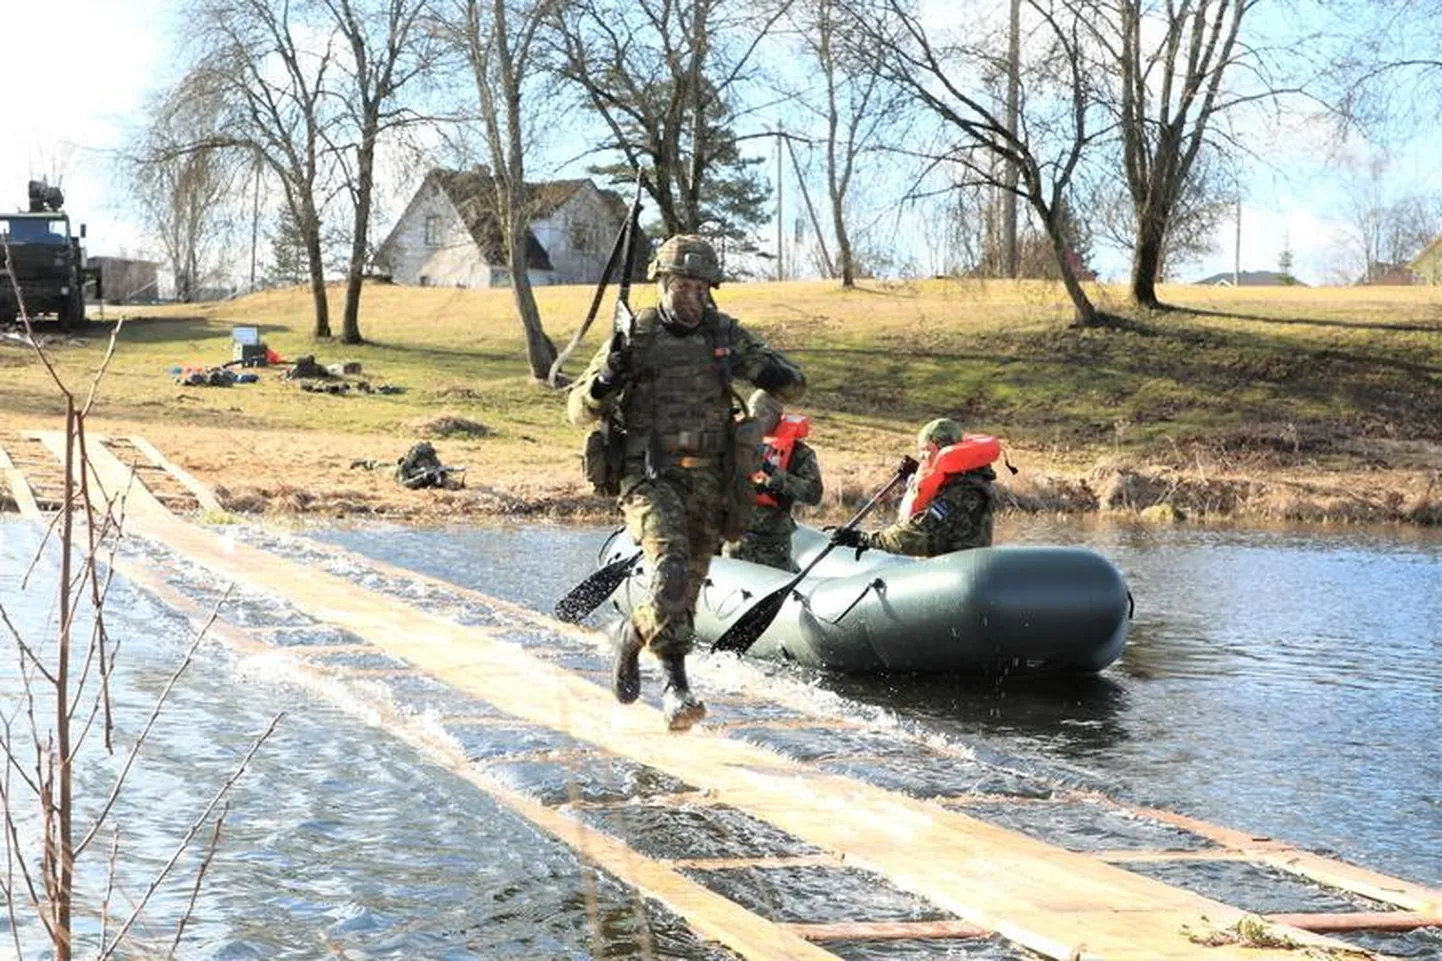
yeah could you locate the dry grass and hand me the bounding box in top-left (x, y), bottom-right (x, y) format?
top-left (2, 278), bottom-right (1440, 523)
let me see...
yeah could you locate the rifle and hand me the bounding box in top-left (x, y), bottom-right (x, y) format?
top-left (400, 464), bottom-right (467, 490)
top-left (548, 171), bottom-right (648, 387)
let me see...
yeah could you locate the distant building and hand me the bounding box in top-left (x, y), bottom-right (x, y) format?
top-left (1410, 235), bottom-right (1442, 285)
top-left (88, 257), bottom-right (159, 304)
top-left (1194, 270), bottom-right (1308, 287)
top-left (1357, 262), bottom-right (1416, 286)
top-left (374, 168), bottom-right (628, 288)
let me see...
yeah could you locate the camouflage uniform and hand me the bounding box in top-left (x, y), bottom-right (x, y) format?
top-left (567, 290), bottom-right (805, 664)
top-left (723, 441), bottom-right (823, 571)
top-left (861, 466), bottom-right (996, 557)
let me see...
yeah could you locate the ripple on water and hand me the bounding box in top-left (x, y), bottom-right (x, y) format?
top-left (1331, 926), bottom-right (1442, 960)
top-left (827, 936), bottom-right (1044, 960)
top-left (577, 803), bottom-right (825, 860)
top-left (449, 720), bottom-right (589, 760)
top-left (485, 755), bottom-right (695, 806)
top-left (681, 864), bottom-right (953, 924)
top-left (724, 725), bottom-right (940, 762)
top-left (818, 756), bottom-right (1054, 800)
top-left (1121, 859), bottom-right (1396, 915)
top-left (953, 798), bottom-right (1217, 852)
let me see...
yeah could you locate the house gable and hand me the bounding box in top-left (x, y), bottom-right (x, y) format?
top-left (1410, 234), bottom-right (1442, 285)
top-left (529, 181), bottom-right (626, 285)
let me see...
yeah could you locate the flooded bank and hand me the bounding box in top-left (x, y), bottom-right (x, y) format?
top-left (3, 513), bottom-right (1439, 959)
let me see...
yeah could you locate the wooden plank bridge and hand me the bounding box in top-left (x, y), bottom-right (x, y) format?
top-left (2, 429), bottom-right (1438, 961)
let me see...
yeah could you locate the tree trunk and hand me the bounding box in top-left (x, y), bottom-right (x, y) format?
top-left (833, 200), bottom-right (855, 288)
top-left (340, 135), bottom-right (376, 345)
top-left (509, 246), bottom-right (556, 380)
top-left (303, 210), bottom-right (331, 339)
top-left (1130, 213), bottom-right (1166, 308)
top-left (1046, 218), bottom-right (1099, 327)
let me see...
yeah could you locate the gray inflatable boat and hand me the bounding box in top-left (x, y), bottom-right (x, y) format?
top-left (600, 525), bottom-right (1130, 675)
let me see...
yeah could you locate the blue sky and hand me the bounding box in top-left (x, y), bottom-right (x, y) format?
top-left (5, 0), bottom-right (1437, 286)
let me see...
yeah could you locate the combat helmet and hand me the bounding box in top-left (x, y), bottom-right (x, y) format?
top-left (917, 418), bottom-right (964, 449)
top-left (648, 234), bottom-right (722, 286)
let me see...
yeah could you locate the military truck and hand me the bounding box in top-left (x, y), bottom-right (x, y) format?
top-left (0, 181), bottom-right (95, 330)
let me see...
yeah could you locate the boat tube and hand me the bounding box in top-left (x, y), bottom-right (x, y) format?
top-left (599, 525), bottom-right (1131, 674)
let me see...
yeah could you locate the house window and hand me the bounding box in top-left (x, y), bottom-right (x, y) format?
top-left (569, 222), bottom-right (596, 254)
top-left (424, 214), bottom-right (442, 248)
top-left (419, 274), bottom-right (431, 287)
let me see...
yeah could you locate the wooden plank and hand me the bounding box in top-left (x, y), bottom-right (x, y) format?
top-left (126, 435), bottom-right (225, 514)
top-left (781, 919), bottom-right (989, 942)
top-left (0, 445), bottom-right (13, 470)
top-left (60, 445), bottom-right (1429, 961)
top-left (1265, 912), bottom-right (1442, 933)
top-left (1118, 802), bottom-right (1441, 913)
top-left (4, 468), bottom-right (43, 519)
top-left (1095, 850), bottom-right (1255, 864)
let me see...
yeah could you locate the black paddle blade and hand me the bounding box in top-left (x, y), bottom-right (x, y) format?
top-left (711, 585), bottom-right (789, 654)
top-left (554, 551), bottom-right (641, 623)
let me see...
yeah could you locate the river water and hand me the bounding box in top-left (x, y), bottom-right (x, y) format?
top-left (0, 515), bottom-right (1438, 959)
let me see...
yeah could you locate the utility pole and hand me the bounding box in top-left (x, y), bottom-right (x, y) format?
top-left (250, 159), bottom-right (262, 291)
top-left (1233, 194), bottom-right (1241, 287)
top-left (1002, 0), bottom-right (1020, 278)
top-left (775, 125), bottom-right (785, 282)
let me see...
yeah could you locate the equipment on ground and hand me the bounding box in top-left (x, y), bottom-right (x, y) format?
top-left (591, 522), bottom-right (1131, 675)
top-left (0, 181), bottom-right (96, 330)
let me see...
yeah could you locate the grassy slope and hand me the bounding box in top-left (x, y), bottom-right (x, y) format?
top-left (2, 278), bottom-right (1440, 521)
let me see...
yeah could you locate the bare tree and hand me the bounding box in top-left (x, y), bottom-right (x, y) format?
top-left (323, 0), bottom-right (436, 344)
top-left (1082, 0), bottom-right (1318, 307)
top-left (0, 251), bottom-right (278, 959)
top-left (1085, 145), bottom-right (1230, 281)
top-left (790, 0), bottom-right (905, 287)
top-left (848, 0), bottom-right (1111, 326)
top-left (552, 0), bottom-right (786, 239)
top-left (130, 87), bottom-right (243, 303)
top-left (1334, 155), bottom-right (1442, 283)
top-left (444, 0), bottom-right (561, 381)
top-left (182, 0), bottom-right (343, 338)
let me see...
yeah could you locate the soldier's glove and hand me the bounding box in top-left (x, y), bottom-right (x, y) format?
top-left (591, 348), bottom-right (633, 398)
top-left (761, 473), bottom-right (786, 495)
top-left (826, 526), bottom-right (865, 549)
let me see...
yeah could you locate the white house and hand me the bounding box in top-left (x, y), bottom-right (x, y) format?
top-left (374, 168), bottom-right (627, 288)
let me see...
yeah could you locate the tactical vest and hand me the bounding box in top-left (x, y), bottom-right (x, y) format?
top-left (754, 414), bottom-right (811, 507)
top-left (898, 434), bottom-right (1001, 520)
top-left (620, 307), bottom-right (736, 466)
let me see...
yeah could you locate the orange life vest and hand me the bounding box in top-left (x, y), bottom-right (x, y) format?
top-left (754, 414), bottom-right (811, 507)
top-left (898, 434), bottom-right (1000, 520)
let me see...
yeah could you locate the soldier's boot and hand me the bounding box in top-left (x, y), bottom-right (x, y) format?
top-left (660, 655), bottom-right (706, 732)
top-left (611, 620), bottom-right (645, 705)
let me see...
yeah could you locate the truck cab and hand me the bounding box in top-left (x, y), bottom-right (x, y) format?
top-left (0, 182), bottom-right (91, 330)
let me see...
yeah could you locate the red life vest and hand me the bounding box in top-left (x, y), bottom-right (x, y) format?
top-left (754, 414), bottom-right (811, 507)
top-left (898, 434), bottom-right (1000, 520)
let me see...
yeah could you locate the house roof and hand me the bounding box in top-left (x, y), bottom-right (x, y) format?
top-left (1410, 234), bottom-right (1442, 269)
top-left (1194, 270), bottom-right (1308, 287)
top-left (430, 169), bottom-right (554, 271)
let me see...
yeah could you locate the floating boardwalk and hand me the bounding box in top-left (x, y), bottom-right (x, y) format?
top-left (6, 429), bottom-right (1440, 961)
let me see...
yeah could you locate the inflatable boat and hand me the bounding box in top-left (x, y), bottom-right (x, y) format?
top-left (599, 525), bottom-right (1131, 675)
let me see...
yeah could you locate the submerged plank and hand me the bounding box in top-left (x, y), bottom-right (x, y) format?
top-left (52, 433), bottom-right (1436, 961)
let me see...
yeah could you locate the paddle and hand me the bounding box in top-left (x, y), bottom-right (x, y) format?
top-left (554, 550), bottom-right (643, 623)
top-left (711, 455), bottom-right (920, 654)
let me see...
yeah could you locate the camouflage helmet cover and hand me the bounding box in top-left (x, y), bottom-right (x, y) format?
top-left (917, 417), bottom-right (964, 449)
top-left (648, 234), bottom-right (722, 286)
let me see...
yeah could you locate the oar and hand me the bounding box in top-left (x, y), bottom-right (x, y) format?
top-left (711, 455), bottom-right (920, 654)
top-left (554, 550), bottom-right (643, 623)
